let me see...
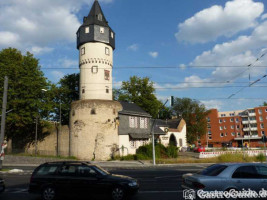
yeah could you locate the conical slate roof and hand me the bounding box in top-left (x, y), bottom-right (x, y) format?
top-left (83, 0), bottom-right (109, 27)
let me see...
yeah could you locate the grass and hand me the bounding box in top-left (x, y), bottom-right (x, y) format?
top-left (113, 153), bottom-right (267, 164)
top-left (0, 169), bottom-right (10, 172)
top-left (7, 153), bottom-right (77, 160)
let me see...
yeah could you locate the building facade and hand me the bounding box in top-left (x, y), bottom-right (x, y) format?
top-left (69, 0), bottom-right (122, 160)
top-left (197, 107), bottom-right (267, 148)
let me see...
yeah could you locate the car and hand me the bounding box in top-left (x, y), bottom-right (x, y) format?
top-left (182, 163), bottom-right (267, 193)
top-left (0, 177), bottom-right (5, 193)
top-left (194, 146), bottom-right (205, 153)
top-left (29, 161), bottom-right (139, 200)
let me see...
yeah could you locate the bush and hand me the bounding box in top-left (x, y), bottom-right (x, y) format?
top-left (256, 153), bottom-right (266, 162)
top-left (136, 143), bottom-right (178, 159)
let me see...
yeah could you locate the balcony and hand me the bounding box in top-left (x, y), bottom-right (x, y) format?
top-left (248, 113), bottom-right (256, 117)
top-left (243, 128), bottom-right (250, 131)
top-left (242, 121), bottom-right (248, 124)
top-left (250, 120), bottom-right (257, 124)
top-left (250, 127), bottom-right (258, 131)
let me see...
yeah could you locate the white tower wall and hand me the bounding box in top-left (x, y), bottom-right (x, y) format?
top-left (79, 42), bottom-right (113, 100)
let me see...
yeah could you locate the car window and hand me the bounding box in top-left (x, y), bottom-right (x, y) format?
top-left (198, 164), bottom-right (227, 176)
top-left (36, 165), bottom-right (58, 175)
top-left (255, 166), bottom-right (267, 178)
top-left (77, 166), bottom-right (97, 177)
top-left (59, 165), bottom-right (77, 176)
top-left (232, 166), bottom-right (258, 179)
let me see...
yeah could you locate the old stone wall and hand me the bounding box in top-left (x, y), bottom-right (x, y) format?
top-left (70, 100), bottom-right (122, 160)
top-left (25, 125), bottom-right (70, 157)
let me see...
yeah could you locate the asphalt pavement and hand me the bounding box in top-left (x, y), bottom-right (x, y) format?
top-left (0, 165), bottom-right (206, 200)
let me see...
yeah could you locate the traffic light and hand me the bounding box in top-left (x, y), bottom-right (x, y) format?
top-left (170, 96), bottom-right (174, 106)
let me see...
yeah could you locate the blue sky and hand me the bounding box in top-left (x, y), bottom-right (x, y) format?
top-left (1, 0), bottom-right (267, 111)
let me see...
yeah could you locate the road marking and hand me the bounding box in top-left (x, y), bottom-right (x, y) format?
top-left (139, 190), bottom-right (182, 193)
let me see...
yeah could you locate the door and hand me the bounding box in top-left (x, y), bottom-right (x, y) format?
top-left (232, 165), bottom-right (261, 191)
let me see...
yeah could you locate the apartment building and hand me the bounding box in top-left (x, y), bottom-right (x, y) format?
top-left (197, 106), bottom-right (267, 148)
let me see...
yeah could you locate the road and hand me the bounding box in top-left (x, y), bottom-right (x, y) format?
top-left (0, 165), bottom-right (206, 200)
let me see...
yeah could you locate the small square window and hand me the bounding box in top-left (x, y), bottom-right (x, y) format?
top-left (105, 47), bottom-right (110, 55)
top-left (235, 118), bottom-right (239, 122)
top-left (91, 66), bottom-right (98, 74)
top-left (265, 109), bottom-right (267, 112)
top-left (220, 126), bottom-right (223, 130)
top-left (98, 14), bottom-right (102, 21)
top-left (85, 27), bottom-right (90, 33)
top-left (82, 89), bottom-right (85, 94)
top-left (208, 137), bottom-right (212, 140)
top-left (223, 119), bottom-right (226, 122)
top-left (104, 70), bottom-right (110, 80)
top-left (106, 87), bottom-right (109, 93)
top-left (260, 116), bottom-right (263, 122)
top-left (230, 118), bottom-right (234, 122)
top-left (231, 125), bottom-right (234, 129)
top-left (81, 47), bottom-right (85, 55)
top-left (220, 133), bottom-right (224, 137)
top-left (231, 132), bottom-right (235, 136)
top-left (100, 27), bottom-right (104, 33)
top-left (261, 124), bottom-right (264, 129)
top-left (262, 131), bottom-right (265, 135)
top-left (219, 119), bottom-right (222, 123)
top-left (259, 109), bottom-right (262, 114)
top-left (225, 133), bottom-right (227, 136)
top-left (224, 126), bottom-right (227, 129)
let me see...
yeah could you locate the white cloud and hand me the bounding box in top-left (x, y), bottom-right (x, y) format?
top-left (175, 0), bottom-right (264, 43)
top-left (149, 51), bottom-right (158, 58)
top-left (51, 70), bottom-right (65, 82)
top-left (179, 64), bottom-right (186, 70)
top-left (201, 100), bottom-right (223, 110)
top-left (261, 13), bottom-right (267, 20)
top-left (59, 58), bottom-right (77, 68)
top-left (127, 44), bottom-right (138, 51)
top-left (29, 46), bottom-right (54, 55)
top-left (0, 0), bottom-right (113, 53)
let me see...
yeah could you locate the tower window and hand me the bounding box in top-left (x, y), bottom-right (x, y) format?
top-left (106, 86), bottom-right (109, 93)
top-left (105, 47), bottom-right (110, 55)
top-left (91, 66), bottom-right (98, 74)
top-left (81, 47), bottom-right (85, 55)
top-left (91, 108), bottom-right (96, 115)
top-left (85, 27), bottom-right (90, 33)
top-left (111, 32), bottom-right (114, 38)
top-left (104, 70), bottom-right (110, 80)
top-left (100, 27), bottom-right (104, 33)
top-left (82, 89), bottom-right (85, 93)
top-left (98, 14), bottom-right (102, 21)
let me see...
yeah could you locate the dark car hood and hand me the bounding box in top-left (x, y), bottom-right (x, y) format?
top-left (106, 174), bottom-right (135, 182)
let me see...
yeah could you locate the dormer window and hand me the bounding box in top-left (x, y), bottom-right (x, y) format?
top-left (100, 27), bottom-right (104, 34)
top-left (85, 27), bottom-right (90, 33)
top-left (98, 14), bottom-right (102, 21)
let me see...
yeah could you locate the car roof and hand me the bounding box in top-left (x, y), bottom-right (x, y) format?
top-left (214, 163), bottom-right (267, 167)
top-left (42, 161), bottom-right (93, 166)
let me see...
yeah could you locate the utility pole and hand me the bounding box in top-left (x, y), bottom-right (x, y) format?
top-left (0, 76), bottom-right (8, 169)
top-left (35, 116), bottom-right (38, 156)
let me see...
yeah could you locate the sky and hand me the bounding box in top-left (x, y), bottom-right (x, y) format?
top-left (1, 0), bottom-right (267, 112)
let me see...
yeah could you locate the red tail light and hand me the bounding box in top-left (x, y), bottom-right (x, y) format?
top-left (193, 182), bottom-right (205, 189)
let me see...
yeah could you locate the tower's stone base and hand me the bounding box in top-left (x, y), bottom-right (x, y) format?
top-left (69, 100), bottom-right (122, 160)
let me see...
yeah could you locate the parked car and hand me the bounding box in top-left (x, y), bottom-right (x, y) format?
top-left (29, 161), bottom-right (139, 200)
top-left (182, 163), bottom-right (267, 192)
top-left (194, 146), bottom-right (205, 153)
top-left (0, 177), bottom-right (5, 193)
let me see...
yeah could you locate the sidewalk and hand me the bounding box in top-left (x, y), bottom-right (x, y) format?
top-left (2, 155), bottom-right (212, 169)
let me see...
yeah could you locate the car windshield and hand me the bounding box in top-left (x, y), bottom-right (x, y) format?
top-left (92, 166), bottom-right (110, 176)
top-left (197, 164), bottom-right (227, 176)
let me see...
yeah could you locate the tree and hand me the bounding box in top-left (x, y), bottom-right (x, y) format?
top-left (0, 48), bottom-right (53, 148)
top-left (55, 73), bottom-right (79, 125)
top-left (262, 102), bottom-right (267, 106)
top-left (118, 76), bottom-right (161, 118)
top-left (171, 98), bottom-right (209, 144)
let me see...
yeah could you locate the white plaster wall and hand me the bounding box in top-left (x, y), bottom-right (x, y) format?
top-left (159, 125), bottom-right (187, 148)
top-left (79, 42), bottom-right (113, 100)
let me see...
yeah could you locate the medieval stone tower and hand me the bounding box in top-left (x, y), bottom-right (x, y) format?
top-left (70, 0), bottom-right (122, 160)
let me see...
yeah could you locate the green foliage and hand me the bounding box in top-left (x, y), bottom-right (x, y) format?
top-left (55, 73), bottom-right (79, 125)
top-left (118, 76), bottom-right (162, 118)
top-left (136, 143), bottom-right (178, 159)
top-left (256, 153), bottom-right (266, 162)
top-left (262, 102), bottom-right (267, 106)
top-left (171, 97), bottom-right (209, 144)
top-left (0, 48), bottom-right (52, 148)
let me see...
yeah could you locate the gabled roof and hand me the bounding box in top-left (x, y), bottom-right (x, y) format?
top-left (151, 118), bottom-right (183, 135)
top-left (119, 101), bottom-right (152, 117)
top-left (83, 0), bottom-right (109, 27)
